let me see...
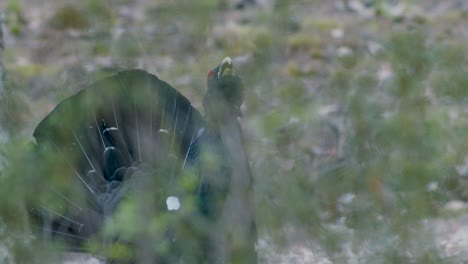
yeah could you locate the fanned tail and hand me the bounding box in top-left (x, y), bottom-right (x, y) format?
top-left (31, 70), bottom-right (215, 262)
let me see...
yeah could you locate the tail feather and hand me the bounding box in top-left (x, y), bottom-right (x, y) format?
top-left (31, 70), bottom-right (212, 259)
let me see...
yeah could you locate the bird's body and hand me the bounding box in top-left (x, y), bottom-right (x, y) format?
top-left (31, 59), bottom-right (257, 263)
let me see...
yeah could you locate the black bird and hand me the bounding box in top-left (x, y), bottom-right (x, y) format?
top-left (31, 57), bottom-right (257, 263)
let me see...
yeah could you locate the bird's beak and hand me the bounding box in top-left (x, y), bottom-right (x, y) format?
top-left (218, 57), bottom-right (235, 78)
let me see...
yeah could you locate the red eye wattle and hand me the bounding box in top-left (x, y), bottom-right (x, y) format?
top-left (207, 70), bottom-right (215, 81)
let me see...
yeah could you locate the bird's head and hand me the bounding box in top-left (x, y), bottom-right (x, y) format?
top-left (204, 57), bottom-right (244, 121)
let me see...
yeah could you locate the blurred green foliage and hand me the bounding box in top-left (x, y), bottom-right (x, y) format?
top-left (0, 0), bottom-right (467, 263)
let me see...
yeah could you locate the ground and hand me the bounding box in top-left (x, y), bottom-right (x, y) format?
top-left (0, 0), bottom-right (467, 263)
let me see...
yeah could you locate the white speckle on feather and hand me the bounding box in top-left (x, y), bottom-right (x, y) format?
top-left (166, 196), bottom-right (180, 211)
top-left (158, 129), bottom-right (169, 134)
top-left (197, 128), bottom-right (205, 138)
top-left (104, 147), bottom-right (117, 153)
top-left (103, 127), bottom-right (118, 133)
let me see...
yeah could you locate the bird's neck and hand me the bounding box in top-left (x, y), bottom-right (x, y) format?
top-left (209, 114), bottom-right (257, 263)
top-left (216, 114), bottom-right (252, 193)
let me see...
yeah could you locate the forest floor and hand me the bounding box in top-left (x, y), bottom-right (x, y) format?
top-left (1, 0), bottom-right (467, 263)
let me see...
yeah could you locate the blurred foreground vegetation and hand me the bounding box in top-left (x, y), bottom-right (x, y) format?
top-left (0, 0), bottom-right (467, 263)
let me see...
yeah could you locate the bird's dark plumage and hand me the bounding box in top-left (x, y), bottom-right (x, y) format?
top-left (31, 59), bottom-right (257, 263)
